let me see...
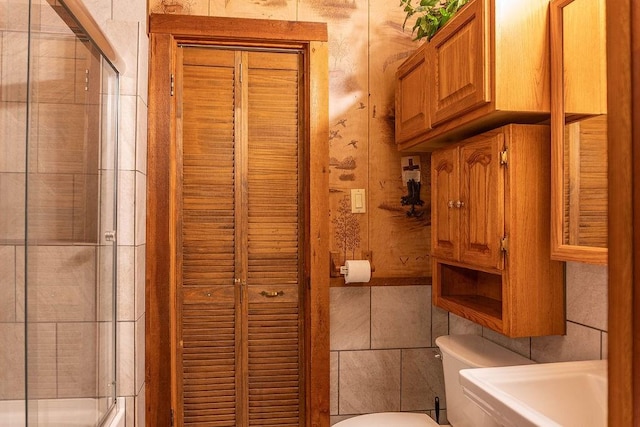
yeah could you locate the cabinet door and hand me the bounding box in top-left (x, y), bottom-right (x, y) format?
top-left (431, 147), bottom-right (460, 260)
top-left (429, 0), bottom-right (490, 127)
top-left (395, 45), bottom-right (430, 143)
top-left (459, 132), bottom-right (504, 270)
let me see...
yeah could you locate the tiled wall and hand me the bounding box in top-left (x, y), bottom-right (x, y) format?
top-left (330, 285), bottom-right (448, 424)
top-left (0, 0), bottom-right (148, 425)
top-left (95, 0), bottom-right (150, 425)
top-left (330, 262), bottom-right (608, 425)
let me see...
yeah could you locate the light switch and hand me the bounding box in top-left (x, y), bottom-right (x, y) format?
top-left (351, 189), bottom-right (366, 213)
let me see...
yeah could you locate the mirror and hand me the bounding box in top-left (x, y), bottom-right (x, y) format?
top-left (551, 0), bottom-right (608, 264)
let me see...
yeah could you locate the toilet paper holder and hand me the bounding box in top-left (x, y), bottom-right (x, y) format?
top-left (330, 251), bottom-right (375, 278)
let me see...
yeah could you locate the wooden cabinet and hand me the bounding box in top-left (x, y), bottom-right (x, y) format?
top-left (395, 43), bottom-right (430, 144)
top-left (432, 131), bottom-right (504, 270)
top-left (430, 0), bottom-right (488, 126)
top-left (396, 0), bottom-right (551, 151)
top-left (431, 124), bottom-right (564, 337)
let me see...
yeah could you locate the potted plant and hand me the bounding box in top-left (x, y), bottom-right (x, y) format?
top-left (400, 0), bottom-right (469, 41)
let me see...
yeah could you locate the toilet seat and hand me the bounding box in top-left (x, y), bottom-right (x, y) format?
top-left (332, 412), bottom-right (448, 427)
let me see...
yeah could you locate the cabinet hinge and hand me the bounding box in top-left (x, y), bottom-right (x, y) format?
top-left (170, 408), bottom-right (175, 427)
top-left (170, 74), bottom-right (175, 96)
top-left (500, 149), bottom-right (508, 166)
top-left (84, 69), bottom-right (89, 91)
top-left (500, 236), bottom-right (509, 252)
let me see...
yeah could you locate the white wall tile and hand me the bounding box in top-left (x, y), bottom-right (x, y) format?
top-left (482, 328), bottom-right (532, 359)
top-left (371, 286), bottom-right (431, 349)
top-left (104, 21), bottom-right (140, 96)
top-left (0, 246), bottom-right (16, 322)
top-left (1, 31), bottom-right (29, 102)
top-left (566, 262), bottom-right (608, 331)
top-left (26, 246), bottom-right (96, 322)
top-left (330, 351), bottom-right (339, 415)
top-left (0, 323), bottom-right (25, 399)
top-left (448, 313), bottom-right (482, 336)
top-left (135, 172), bottom-right (146, 245)
top-left (0, 102), bottom-right (27, 172)
top-left (135, 383), bottom-right (146, 427)
top-left (118, 245), bottom-right (135, 321)
top-left (135, 314), bottom-right (145, 393)
top-left (431, 306), bottom-right (449, 344)
top-left (118, 95), bottom-right (137, 171)
top-left (26, 322), bottom-right (57, 399)
top-left (330, 287), bottom-right (370, 350)
top-left (531, 321), bottom-right (602, 363)
top-left (135, 97), bottom-right (148, 174)
top-left (57, 322), bottom-right (97, 398)
top-left (0, 173), bottom-right (25, 240)
top-left (117, 170), bottom-right (135, 246)
top-left (15, 246), bottom-right (24, 322)
top-left (338, 349), bottom-right (401, 415)
top-left (117, 320), bottom-right (135, 396)
top-left (137, 33), bottom-right (149, 106)
top-left (80, 0), bottom-right (112, 27)
top-left (401, 348), bottom-right (445, 411)
top-left (135, 245), bottom-right (146, 320)
top-left (113, 0), bottom-right (147, 24)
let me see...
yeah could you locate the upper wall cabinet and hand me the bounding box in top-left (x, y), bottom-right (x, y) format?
top-left (395, 43), bottom-right (430, 144)
top-left (395, 0), bottom-right (551, 151)
top-left (550, 0), bottom-right (608, 264)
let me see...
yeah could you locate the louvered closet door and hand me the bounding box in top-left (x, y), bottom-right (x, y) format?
top-left (177, 46), bottom-right (304, 427)
top-left (245, 51), bottom-right (304, 427)
top-left (180, 48), bottom-right (239, 426)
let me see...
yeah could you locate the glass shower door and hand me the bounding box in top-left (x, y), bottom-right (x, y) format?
top-left (0, 0), bottom-right (119, 425)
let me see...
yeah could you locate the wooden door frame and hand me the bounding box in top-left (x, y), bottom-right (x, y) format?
top-left (145, 14), bottom-right (329, 427)
top-left (607, 0), bottom-right (640, 425)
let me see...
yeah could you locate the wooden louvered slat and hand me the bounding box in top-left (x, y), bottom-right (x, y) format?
top-left (181, 304), bottom-right (237, 427)
top-left (245, 51), bottom-right (303, 427)
top-left (562, 115), bottom-right (608, 248)
top-left (247, 304), bottom-right (300, 427)
top-left (180, 47), bottom-right (238, 427)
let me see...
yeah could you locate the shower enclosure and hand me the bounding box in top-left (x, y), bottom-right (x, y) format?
top-left (1, 0), bottom-right (119, 425)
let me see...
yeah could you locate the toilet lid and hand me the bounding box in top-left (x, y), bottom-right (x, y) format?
top-left (333, 412), bottom-right (441, 427)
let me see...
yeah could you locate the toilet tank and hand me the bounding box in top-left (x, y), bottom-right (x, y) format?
top-left (435, 335), bottom-right (534, 427)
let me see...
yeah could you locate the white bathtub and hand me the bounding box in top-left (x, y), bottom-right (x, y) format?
top-left (0, 398), bottom-right (125, 427)
top-left (334, 412), bottom-right (437, 427)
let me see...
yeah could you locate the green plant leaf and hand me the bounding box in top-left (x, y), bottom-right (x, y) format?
top-left (401, 0), bottom-right (469, 42)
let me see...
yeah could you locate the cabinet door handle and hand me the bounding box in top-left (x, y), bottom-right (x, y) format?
top-left (448, 200), bottom-right (454, 208)
top-left (455, 200), bottom-right (465, 208)
top-left (261, 290), bottom-right (284, 298)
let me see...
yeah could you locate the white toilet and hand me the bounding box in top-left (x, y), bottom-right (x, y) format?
top-left (333, 334), bottom-right (534, 427)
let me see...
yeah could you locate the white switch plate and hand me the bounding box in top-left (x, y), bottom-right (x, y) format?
top-left (351, 189), bottom-right (366, 213)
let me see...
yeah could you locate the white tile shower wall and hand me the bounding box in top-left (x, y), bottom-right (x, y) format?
top-left (80, 0), bottom-right (148, 424)
top-left (330, 262), bottom-right (609, 425)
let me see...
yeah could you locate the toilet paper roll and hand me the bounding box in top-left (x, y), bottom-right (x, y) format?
top-left (344, 260), bottom-right (371, 284)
